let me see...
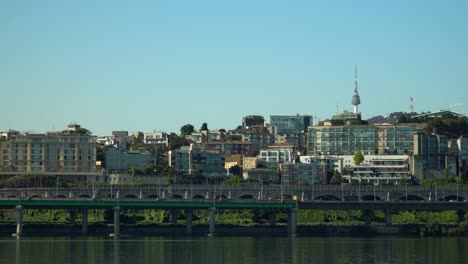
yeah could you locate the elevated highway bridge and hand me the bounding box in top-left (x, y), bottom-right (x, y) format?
top-left (1, 185), bottom-right (467, 237)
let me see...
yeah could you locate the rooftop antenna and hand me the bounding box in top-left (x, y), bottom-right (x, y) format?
top-left (410, 97), bottom-right (414, 113)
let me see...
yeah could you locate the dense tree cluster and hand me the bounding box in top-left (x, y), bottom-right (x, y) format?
top-left (424, 117), bottom-right (468, 138)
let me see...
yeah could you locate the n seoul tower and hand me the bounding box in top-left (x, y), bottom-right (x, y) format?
top-left (351, 65), bottom-right (361, 114)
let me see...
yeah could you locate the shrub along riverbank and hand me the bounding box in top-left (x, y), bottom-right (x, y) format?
top-left (0, 208), bottom-right (465, 225)
top-left (1, 209), bottom-right (467, 236)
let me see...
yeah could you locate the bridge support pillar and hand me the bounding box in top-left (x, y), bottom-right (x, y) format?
top-left (457, 210), bottom-right (465, 224)
top-left (171, 209), bottom-right (179, 225)
top-left (13, 205), bottom-right (23, 237)
top-left (363, 210), bottom-right (374, 226)
top-left (384, 209), bottom-right (393, 226)
top-left (186, 209), bottom-right (193, 234)
top-left (81, 209), bottom-right (89, 235)
top-left (208, 207), bottom-right (216, 236)
top-left (69, 209), bottom-right (77, 225)
top-left (110, 206), bottom-right (121, 237)
top-left (288, 208), bottom-right (298, 235)
top-left (269, 212), bottom-right (277, 226)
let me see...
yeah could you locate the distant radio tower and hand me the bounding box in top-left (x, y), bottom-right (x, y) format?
top-left (410, 97), bottom-right (414, 113)
top-left (351, 65), bottom-right (361, 114)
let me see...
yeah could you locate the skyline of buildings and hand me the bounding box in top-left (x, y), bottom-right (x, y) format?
top-left (1, 67), bottom-right (467, 185)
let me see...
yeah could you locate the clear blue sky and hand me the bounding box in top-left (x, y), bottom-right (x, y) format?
top-left (1, 0), bottom-right (467, 135)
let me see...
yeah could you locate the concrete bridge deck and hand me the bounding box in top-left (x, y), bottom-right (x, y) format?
top-left (2, 184), bottom-right (467, 202)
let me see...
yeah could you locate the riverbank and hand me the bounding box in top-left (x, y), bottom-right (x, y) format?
top-left (1, 223), bottom-right (466, 237)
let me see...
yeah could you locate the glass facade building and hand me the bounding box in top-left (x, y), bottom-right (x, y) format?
top-left (307, 125), bottom-right (417, 156)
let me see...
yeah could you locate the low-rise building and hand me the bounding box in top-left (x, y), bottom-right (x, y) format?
top-left (228, 126), bottom-right (273, 149)
top-left (411, 109), bottom-right (466, 120)
top-left (169, 144), bottom-right (225, 176)
top-left (0, 124), bottom-right (101, 183)
top-left (270, 115), bottom-right (313, 134)
top-left (274, 132), bottom-right (307, 152)
top-left (112, 131), bottom-right (129, 137)
top-left (242, 168), bottom-right (278, 182)
top-left (300, 155), bottom-right (343, 174)
top-left (343, 156), bottom-right (411, 184)
top-left (96, 136), bottom-right (115, 146)
top-left (458, 136), bottom-right (468, 178)
top-left (105, 148), bottom-right (153, 172)
top-left (187, 130), bottom-right (226, 144)
top-left (243, 157), bottom-right (258, 170)
top-left (224, 154), bottom-right (243, 173)
top-left (144, 131), bottom-right (168, 146)
top-left (307, 124), bottom-right (418, 156)
top-left (204, 141), bottom-right (251, 155)
top-left (259, 144), bottom-right (295, 168)
top-left (280, 163), bottom-right (326, 185)
top-left (411, 133), bottom-right (456, 179)
top-left (0, 129), bottom-right (19, 139)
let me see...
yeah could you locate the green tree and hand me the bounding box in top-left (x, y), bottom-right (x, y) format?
top-left (229, 165), bottom-right (242, 176)
top-left (148, 145), bottom-right (168, 166)
top-left (229, 135), bottom-right (242, 141)
top-left (200, 122), bottom-right (208, 131)
top-left (222, 175), bottom-right (243, 186)
top-left (246, 147), bottom-right (259, 157)
top-left (330, 119), bottom-right (344, 126)
top-left (65, 124), bottom-right (92, 135)
top-left (131, 132), bottom-right (144, 150)
top-left (353, 150), bottom-right (364, 165)
top-left (96, 144), bottom-right (105, 163)
top-left (424, 117), bottom-right (468, 137)
top-left (168, 132), bottom-right (186, 150)
top-left (76, 127), bottom-right (92, 135)
top-left (180, 124), bottom-right (194, 136)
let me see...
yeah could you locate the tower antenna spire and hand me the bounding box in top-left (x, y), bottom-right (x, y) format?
top-left (410, 97), bottom-right (414, 113)
top-left (354, 65), bottom-right (358, 94)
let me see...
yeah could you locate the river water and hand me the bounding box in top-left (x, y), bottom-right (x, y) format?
top-left (0, 235), bottom-right (467, 264)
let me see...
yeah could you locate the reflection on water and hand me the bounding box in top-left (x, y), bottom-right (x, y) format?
top-left (113, 238), bottom-right (119, 264)
top-left (1, 236), bottom-right (468, 264)
top-left (15, 237), bottom-right (20, 264)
